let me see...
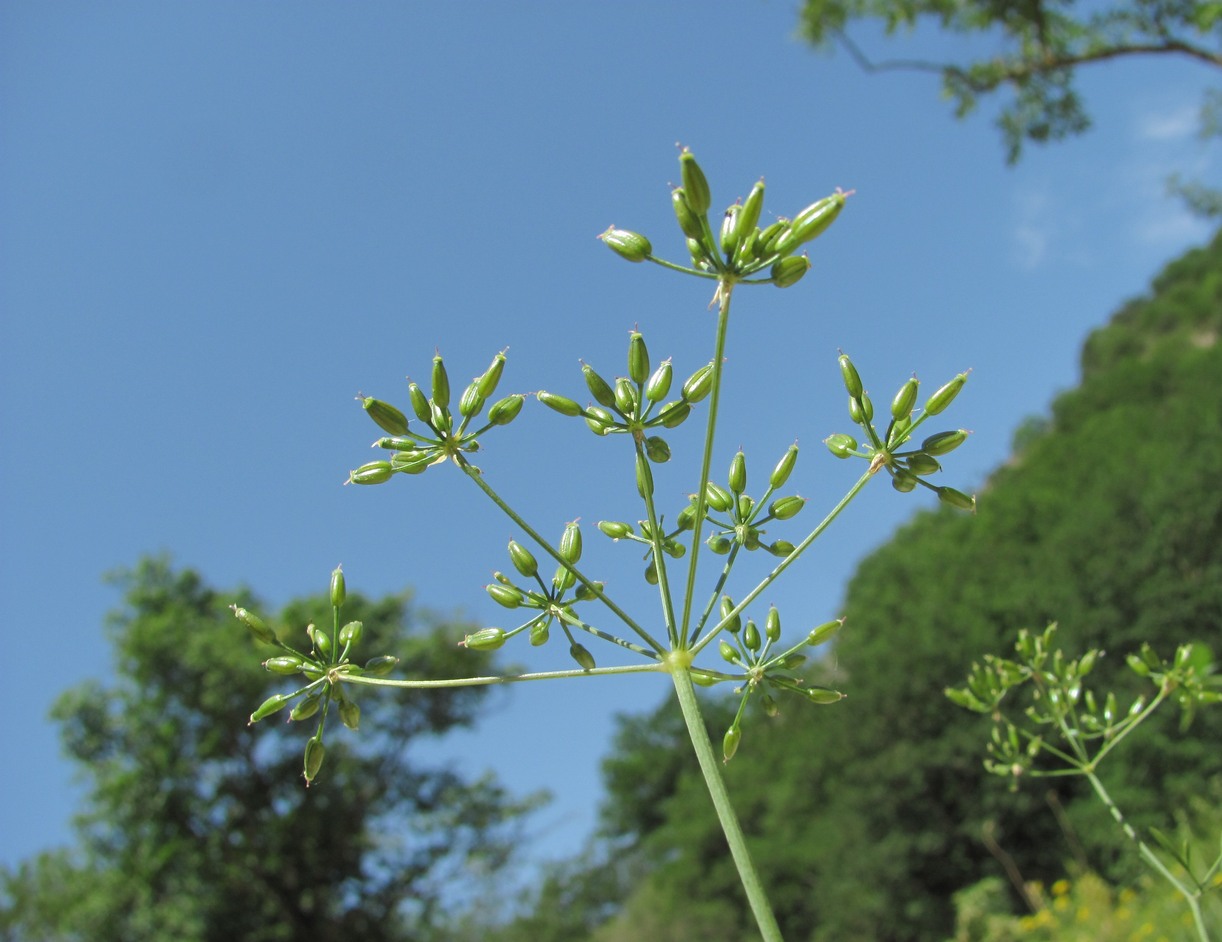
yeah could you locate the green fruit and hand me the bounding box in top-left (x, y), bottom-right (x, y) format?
top-left (601, 227), bottom-right (652, 262)
top-left (362, 397), bottom-right (409, 435)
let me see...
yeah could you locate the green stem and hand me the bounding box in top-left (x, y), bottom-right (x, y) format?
top-left (453, 454), bottom-right (666, 655)
top-left (1084, 770), bottom-right (1211, 942)
top-left (670, 666), bottom-right (785, 942)
top-left (636, 440), bottom-right (680, 644)
top-left (692, 467), bottom-right (875, 657)
top-left (679, 279), bottom-right (735, 647)
top-left (341, 661), bottom-right (664, 690)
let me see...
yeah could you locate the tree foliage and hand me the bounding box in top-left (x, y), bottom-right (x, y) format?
top-left (494, 229), bottom-right (1222, 940)
top-left (0, 557), bottom-right (535, 942)
top-left (797, 0), bottom-right (1222, 164)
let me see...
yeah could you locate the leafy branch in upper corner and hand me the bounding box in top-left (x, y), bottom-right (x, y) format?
top-left (234, 148), bottom-right (978, 941)
top-left (948, 623), bottom-right (1222, 941)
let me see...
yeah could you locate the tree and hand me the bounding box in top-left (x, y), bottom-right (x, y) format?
top-left (0, 557), bottom-right (536, 942)
top-left (797, 0), bottom-right (1222, 166)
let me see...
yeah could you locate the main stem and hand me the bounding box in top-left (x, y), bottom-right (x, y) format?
top-left (671, 665), bottom-right (785, 942)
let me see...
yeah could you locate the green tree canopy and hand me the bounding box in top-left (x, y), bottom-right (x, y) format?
top-left (0, 557), bottom-right (536, 942)
top-left (798, 0), bottom-right (1222, 164)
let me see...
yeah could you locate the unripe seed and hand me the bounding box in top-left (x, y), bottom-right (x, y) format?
top-left (922, 429), bottom-right (969, 456)
top-left (552, 563), bottom-right (576, 593)
top-left (758, 220), bottom-right (788, 255)
top-left (891, 376), bottom-right (920, 421)
top-left (937, 486), bottom-right (976, 513)
top-left (723, 726), bottom-right (741, 763)
top-left (303, 735), bottom-right (325, 784)
top-left (679, 149), bottom-right (711, 216)
top-left (339, 620), bottom-right (363, 646)
top-left (760, 694), bottom-right (780, 717)
top-left (408, 382), bottom-right (431, 422)
top-left (362, 397), bottom-right (409, 436)
top-left (924, 372), bottom-right (969, 416)
top-left (719, 203), bottom-right (740, 257)
top-left (264, 655), bottom-right (305, 675)
top-left (487, 583), bottom-right (523, 609)
top-left (508, 540), bottom-right (538, 578)
top-left (537, 391), bottom-right (582, 416)
top-left (559, 521), bottom-right (583, 565)
top-left (644, 560), bottom-right (658, 585)
top-left (744, 620), bottom-right (761, 651)
top-left (530, 621), bottom-right (550, 646)
top-left (645, 436), bottom-right (671, 463)
top-left (627, 332), bottom-right (649, 385)
top-left (777, 653), bottom-right (807, 671)
top-left (849, 393), bottom-right (874, 424)
top-left (290, 694), bottom-right (321, 721)
top-left (431, 355), bottom-right (450, 410)
top-left (766, 606), bottom-right (781, 643)
top-left (807, 618), bottom-right (843, 647)
top-left (582, 363), bottom-right (616, 408)
top-left (569, 643), bottom-right (596, 671)
top-left (838, 354), bottom-right (863, 399)
top-left (720, 596), bottom-right (742, 633)
top-left (769, 495), bottom-right (805, 520)
top-left (682, 362), bottom-right (715, 402)
top-left (574, 580), bottom-right (604, 602)
top-left (704, 481), bottom-right (733, 513)
top-left (677, 503), bottom-right (698, 531)
top-left (249, 692), bottom-right (293, 724)
top-left (600, 227), bottom-right (652, 262)
top-left (363, 655), bottom-right (398, 676)
top-left (488, 393), bottom-right (525, 426)
top-left (767, 539), bottom-right (795, 557)
top-left (614, 377), bottom-right (638, 416)
top-left (906, 453), bottom-right (942, 476)
top-left (430, 401), bottom-right (451, 433)
top-left (672, 187), bottom-right (704, 241)
top-left (728, 451), bottom-right (747, 495)
top-left (737, 494), bottom-right (754, 520)
top-left (771, 255), bottom-right (809, 288)
top-left (773, 192), bottom-right (845, 255)
top-left (636, 451), bottom-right (654, 497)
top-left (330, 565), bottom-right (346, 608)
top-left (460, 627), bottom-right (506, 650)
top-left (339, 699), bottom-right (360, 731)
top-left (825, 433), bottom-right (858, 458)
top-left (807, 687), bottom-right (844, 705)
top-left (720, 640), bottom-right (740, 664)
top-left (584, 405), bottom-right (616, 436)
top-left (477, 352), bottom-right (507, 399)
top-left (892, 468), bottom-right (918, 492)
top-left (232, 605), bottom-right (276, 645)
top-left (458, 381), bottom-right (484, 419)
top-left (598, 520), bottom-right (634, 539)
top-left (734, 179), bottom-right (766, 253)
top-left (308, 625), bottom-right (332, 658)
top-left (390, 451), bottom-right (433, 474)
top-left (376, 436), bottom-right (419, 451)
top-left (644, 360), bottom-right (673, 402)
top-left (767, 442), bottom-right (796, 486)
top-left (707, 534), bottom-right (733, 554)
top-left (657, 400), bottom-right (690, 428)
top-left (348, 461), bottom-right (395, 485)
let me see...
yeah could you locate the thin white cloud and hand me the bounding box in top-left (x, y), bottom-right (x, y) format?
top-left (1010, 186), bottom-right (1053, 269)
top-left (1135, 103), bottom-right (1199, 142)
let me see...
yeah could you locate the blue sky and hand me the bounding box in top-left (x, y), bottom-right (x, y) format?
top-left (1, 2), bottom-right (1217, 887)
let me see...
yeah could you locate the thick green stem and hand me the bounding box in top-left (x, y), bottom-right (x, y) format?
top-left (670, 666), bottom-right (785, 942)
top-left (679, 280), bottom-right (735, 647)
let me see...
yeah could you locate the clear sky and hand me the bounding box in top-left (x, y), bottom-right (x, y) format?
top-left (1, 2), bottom-right (1217, 883)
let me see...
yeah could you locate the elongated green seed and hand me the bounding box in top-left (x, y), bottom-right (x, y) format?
top-left (720, 596), bottom-right (742, 633)
top-left (807, 687), bottom-right (844, 705)
top-left (704, 481), bottom-right (733, 512)
top-left (431, 355), bottom-right (450, 410)
top-left (303, 735), bottom-right (325, 784)
top-left (628, 332), bottom-right (649, 385)
top-left (769, 495), bottom-right (806, 520)
top-left (734, 179), bottom-right (766, 257)
top-left (582, 363), bottom-right (617, 408)
top-left (644, 360), bottom-right (672, 403)
top-left (657, 400), bottom-right (690, 428)
top-left (329, 565), bottom-right (346, 608)
top-left (339, 699), bottom-right (360, 731)
top-left (348, 461), bottom-right (394, 485)
top-left (460, 627), bottom-right (506, 650)
top-left (825, 433), bottom-right (858, 458)
top-left (679, 149), bottom-right (711, 216)
top-left (263, 655), bottom-right (304, 675)
top-left (559, 521), bottom-right (583, 565)
top-left (644, 436), bottom-right (671, 463)
top-left (458, 382), bottom-right (484, 419)
top-left (408, 382), bottom-right (431, 422)
top-left (744, 620), bottom-right (761, 651)
top-left (720, 640), bottom-right (740, 664)
top-left (477, 352), bottom-right (507, 399)
top-left (765, 606), bottom-right (781, 643)
top-left (682, 362), bottom-right (715, 402)
top-left (569, 643), bottom-right (596, 671)
top-left (728, 451), bottom-right (747, 495)
top-left (891, 376), bottom-right (919, 421)
top-left (508, 540), bottom-right (538, 578)
top-left (807, 618), bottom-right (843, 647)
top-left (488, 393), bottom-right (525, 426)
top-left (614, 377), bottom-right (638, 416)
top-left (339, 620), bottom-right (363, 645)
top-left (720, 203), bottom-right (740, 257)
top-left (767, 539), bottom-right (795, 557)
top-left (671, 187), bottom-right (703, 240)
top-left (773, 192), bottom-right (845, 255)
top-left (906, 453), bottom-right (942, 476)
top-left (249, 693), bottom-right (293, 724)
top-left (537, 391), bottom-right (582, 416)
top-left (362, 397), bottom-right (409, 436)
top-left (636, 451), bottom-right (654, 497)
top-left (600, 227), bottom-right (652, 262)
top-left (922, 429), bottom-right (969, 456)
top-left (892, 468), bottom-right (918, 492)
top-left (838, 354), bottom-right (863, 398)
top-left (771, 255), bottom-right (809, 288)
top-left (849, 393), bottom-right (873, 424)
top-left (937, 486), bottom-right (976, 512)
top-left (487, 583), bottom-right (523, 609)
top-left (363, 655), bottom-right (398, 676)
top-left (924, 372), bottom-right (969, 416)
top-left (771, 444), bottom-right (798, 488)
top-left (598, 520), bottom-right (634, 539)
top-left (290, 694), bottom-right (321, 721)
top-left (232, 605), bottom-right (276, 645)
top-left (723, 726), bottom-right (741, 763)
